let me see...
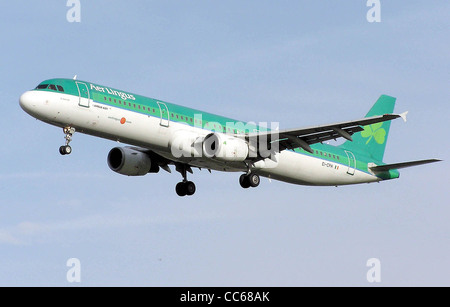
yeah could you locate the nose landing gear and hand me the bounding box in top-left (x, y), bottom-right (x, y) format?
top-left (59, 127), bottom-right (75, 155)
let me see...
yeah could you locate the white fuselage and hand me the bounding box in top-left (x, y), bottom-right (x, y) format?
top-left (20, 89), bottom-right (380, 186)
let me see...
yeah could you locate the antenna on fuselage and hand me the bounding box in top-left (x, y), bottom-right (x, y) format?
top-left (73, 75), bottom-right (77, 80)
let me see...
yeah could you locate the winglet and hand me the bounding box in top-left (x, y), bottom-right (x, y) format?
top-left (73, 75), bottom-right (78, 80)
top-left (400, 111), bottom-right (408, 123)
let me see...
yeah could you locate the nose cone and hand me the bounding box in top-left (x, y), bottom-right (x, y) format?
top-left (20, 91), bottom-right (34, 111)
top-left (19, 91), bottom-right (39, 117)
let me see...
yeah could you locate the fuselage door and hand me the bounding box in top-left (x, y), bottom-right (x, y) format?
top-left (76, 81), bottom-right (90, 107)
top-left (345, 150), bottom-right (356, 175)
top-left (157, 101), bottom-right (170, 127)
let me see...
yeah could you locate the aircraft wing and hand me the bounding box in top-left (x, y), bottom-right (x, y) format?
top-left (248, 113), bottom-right (405, 154)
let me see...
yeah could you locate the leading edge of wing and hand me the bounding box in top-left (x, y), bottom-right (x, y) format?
top-left (251, 113), bottom-right (402, 140)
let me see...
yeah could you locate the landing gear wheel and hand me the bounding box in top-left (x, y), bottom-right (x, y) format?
top-left (239, 174), bottom-right (251, 189)
top-left (176, 182), bottom-right (187, 197)
top-left (248, 173), bottom-right (260, 188)
top-left (185, 181), bottom-right (196, 196)
top-left (59, 145), bottom-right (72, 155)
top-left (175, 164), bottom-right (197, 197)
top-left (240, 173), bottom-right (260, 189)
top-left (64, 145), bottom-right (72, 155)
top-left (175, 181), bottom-right (196, 197)
top-left (60, 127), bottom-right (75, 156)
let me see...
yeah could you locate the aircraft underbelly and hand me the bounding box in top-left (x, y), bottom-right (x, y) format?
top-left (256, 151), bottom-right (379, 186)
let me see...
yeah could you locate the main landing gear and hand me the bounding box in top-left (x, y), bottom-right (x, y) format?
top-left (176, 181), bottom-right (196, 197)
top-left (239, 173), bottom-right (260, 189)
top-left (59, 127), bottom-right (75, 155)
top-left (175, 164), bottom-right (196, 197)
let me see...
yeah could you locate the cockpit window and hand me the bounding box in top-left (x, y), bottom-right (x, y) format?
top-left (35, 83), bottom-right (64, 92)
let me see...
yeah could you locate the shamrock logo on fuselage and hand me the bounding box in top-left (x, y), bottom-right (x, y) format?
top-left (361, 122), bottom-right (386, 144)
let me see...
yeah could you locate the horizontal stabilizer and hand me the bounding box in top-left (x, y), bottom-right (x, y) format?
top-left (370, 159), bottom-right (441, 172)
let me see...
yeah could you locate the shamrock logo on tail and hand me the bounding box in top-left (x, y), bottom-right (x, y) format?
top-left (361, 123), bottom-right (386, 145)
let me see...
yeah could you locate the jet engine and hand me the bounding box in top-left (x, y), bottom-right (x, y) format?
top-left (107, 147), bottom-right (155, 176)
top-left (202, 133), bottom-right (249, 162)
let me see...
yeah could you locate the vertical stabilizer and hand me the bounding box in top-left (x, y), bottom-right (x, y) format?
top-left (340, 95), bottom-right (396, 162)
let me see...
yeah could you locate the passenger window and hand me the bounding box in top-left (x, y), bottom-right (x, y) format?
top-left (48, 84), bottom-right (57, 91)
top-left (57, 85), bottom-right (64, 92)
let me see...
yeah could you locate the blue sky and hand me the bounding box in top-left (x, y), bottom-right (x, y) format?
top-left (0, 1), bottom-right (449, 286)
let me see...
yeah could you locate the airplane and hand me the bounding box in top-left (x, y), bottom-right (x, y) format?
top-left (19, 77), bottom-right (440, 196)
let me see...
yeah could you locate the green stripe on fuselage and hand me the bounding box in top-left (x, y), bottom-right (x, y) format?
top-left (293, 144), bottom-right (371, 174)
top-left (36, 78), bottom-right (267, 135)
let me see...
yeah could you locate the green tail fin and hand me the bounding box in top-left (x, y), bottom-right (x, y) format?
top-left (340, 95), bottom-right (396, 162)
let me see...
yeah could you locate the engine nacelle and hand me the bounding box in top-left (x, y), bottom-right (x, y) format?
top-left (169, 130), bottom-right (203, 159)
top-left (202, 133), bottom-right (249, 162)
top-left (107, 147), bottom-right (152, 176)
